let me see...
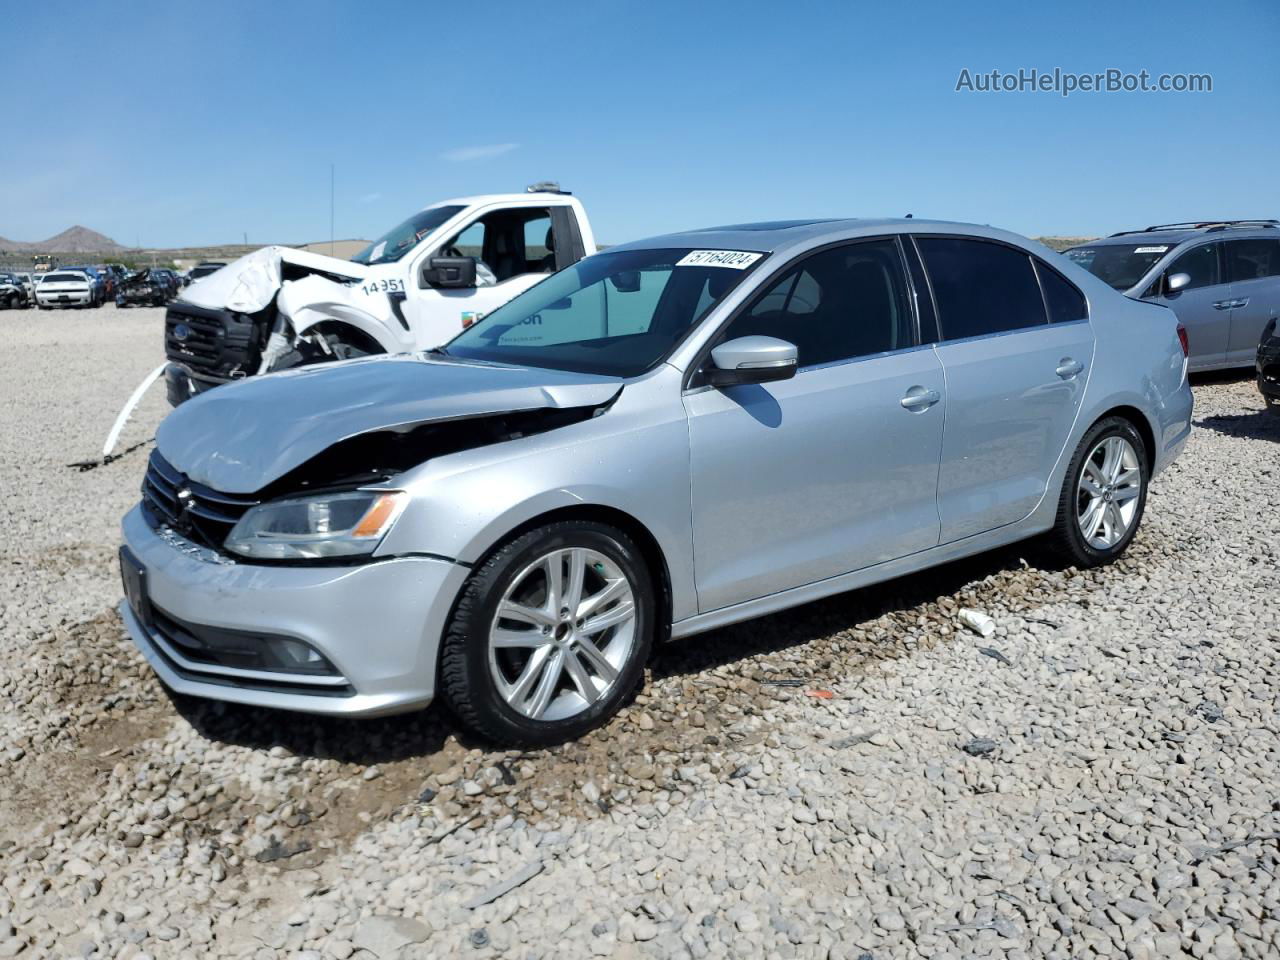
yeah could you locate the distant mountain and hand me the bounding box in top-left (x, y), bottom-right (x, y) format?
top-left (0, 226), bottom-right (126, 253)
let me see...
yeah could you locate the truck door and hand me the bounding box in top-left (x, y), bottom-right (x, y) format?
top-left (404, 206), bottom-right (566, 347)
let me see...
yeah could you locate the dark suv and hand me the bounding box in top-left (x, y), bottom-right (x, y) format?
top-left (1066, 221), bottom-right (1280, 372)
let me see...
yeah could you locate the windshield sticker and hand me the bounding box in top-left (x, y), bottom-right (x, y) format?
top-left (368, 241), bottom-right (386, 261)
top-left (1134, 246), bottom-right (1169, 254)
top-left (676, 250), bottom-right (763, 270)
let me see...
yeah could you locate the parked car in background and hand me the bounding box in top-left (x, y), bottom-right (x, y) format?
top-left (186, 261), bottom-right (226, 283)
top-left (1066, 221), bottom-right (1280, 372)
top-left (103, 265), bottom-right (128, 294)
top-left (62, 266), bottom-right (107, 306)
top-left (35, 270), bottom-right (97, 308)
top-left (0, 273), bottom-right (31, 308)
top-left (119, 218), bottom-right (1192, 744)
top-left (151, 268), bottom-right (180, 300)
top-left (162, 185), bottom-right (596, 406)
top-left (13, 273), bottom-right (36, 302)
top-left (1258, 319), bottom-right (1280, 415)
top-left (117, 269), bottom-right (176, 307)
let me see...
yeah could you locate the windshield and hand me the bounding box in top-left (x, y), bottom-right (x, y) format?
top-left (445, 247), bottom-right (765, 377)
top-left (351, 204), bottom-right (466, 266)
top-left (1064, 243), bottom-right (1171, 291)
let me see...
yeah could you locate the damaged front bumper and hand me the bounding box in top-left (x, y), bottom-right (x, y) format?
top-left (120, 505), bottom-right (470, 717)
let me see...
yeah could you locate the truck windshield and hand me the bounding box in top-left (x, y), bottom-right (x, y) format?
top-left (1064, 244), bottom-right (1170, 291)
top-left (445, 247), bottom-right (765, 377)
top-left (352, 205), bottom-right (466, 266)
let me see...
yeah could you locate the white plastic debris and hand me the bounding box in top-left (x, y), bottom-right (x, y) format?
top-left (958, 608), bottom-right (997, 638)
top-left (102, 361), bottom-right (167, 458)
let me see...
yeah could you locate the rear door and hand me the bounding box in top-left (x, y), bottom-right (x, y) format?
top-left (1224, 237), bottom-right (1280, 366)
top-left (914, 236), bottom-right (1094, 544)
top-left (1155, 241), bottom-right (1229, 370)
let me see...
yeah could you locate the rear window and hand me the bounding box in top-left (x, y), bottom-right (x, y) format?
top-left (42, 273), bottom-right (86, 283)
top-left (917, 237), bottom-right (1047, 340)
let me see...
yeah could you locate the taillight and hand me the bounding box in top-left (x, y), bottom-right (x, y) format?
top-left (1176, 324), bottom-right (1189, 358)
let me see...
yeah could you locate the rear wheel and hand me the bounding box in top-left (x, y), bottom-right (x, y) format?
top-left (1045, 416), bottom-right (1148, 567)
top-left (440, 521), bottom-right (655, 745)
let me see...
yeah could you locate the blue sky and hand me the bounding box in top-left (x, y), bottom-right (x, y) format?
top-left (2, 0), bottom-right (1277, 248)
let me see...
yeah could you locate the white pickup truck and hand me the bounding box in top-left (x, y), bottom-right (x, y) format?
top-left (163, 183), bottom-right (597, 405)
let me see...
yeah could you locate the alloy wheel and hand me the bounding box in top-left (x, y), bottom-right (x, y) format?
top-left (487, 547), bottom-right (637, 722)
top-left (1076, 435), bottom-right (1142, 550)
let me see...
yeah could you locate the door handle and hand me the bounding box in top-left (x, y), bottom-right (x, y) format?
top-left (900, 387), bottom-right (941, 410)
top-left (1213, 300), bottom-right (1234, 310)
top-left (1233, 297), bottom-right (1249, 309)
top-left (1055, 358), bottom-right (1084, 379)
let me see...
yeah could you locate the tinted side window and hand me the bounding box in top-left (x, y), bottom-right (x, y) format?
top-left (721, 239), bottom-right (913, 367)
top-left (917, 238), bottom-right (1047, 340)
top-left (1035, 261), bottom-right (1088, 324)
top-left (1167, 243), bottom-right (1220, 290)
top-left (1225, 238), bottom-right (1280, 282)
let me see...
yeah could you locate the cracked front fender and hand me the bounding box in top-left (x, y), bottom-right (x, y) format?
top-left (276, 274), bottom-right (414, 355)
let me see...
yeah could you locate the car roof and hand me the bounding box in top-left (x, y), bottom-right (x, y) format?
top-left (1082, 221), bottom-right (1280, 247)
top-left (605, 218), bottom-right (1046, 257)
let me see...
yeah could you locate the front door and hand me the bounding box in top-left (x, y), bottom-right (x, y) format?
top-left (914, 236), bottom-right (1095, 543)
top-left (1157, 241), bottom-right (1230, 370)
top-left (1225, 237), bottom-right (1280, 366)
top-left (683, 238), bottom-right (944, 612)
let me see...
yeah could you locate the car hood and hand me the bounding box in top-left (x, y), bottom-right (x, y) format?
top-left (182, 245), bottom-right (368, 314)
top-left (155, 353), bottom-right (623, 493)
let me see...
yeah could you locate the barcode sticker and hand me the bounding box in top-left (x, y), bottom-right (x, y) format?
top-left (676, 250), bottom-right (763, 269)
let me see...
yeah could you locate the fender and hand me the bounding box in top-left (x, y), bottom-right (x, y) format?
top-left (277, 274), bottom-right (415, 355)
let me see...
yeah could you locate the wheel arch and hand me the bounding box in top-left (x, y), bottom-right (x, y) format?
top-left (1090, 404), bottom-right (1157, 468)
top-left (460, 504), bottom-right (674, 646)
top-left (303, 319), bottom-right (386, 355)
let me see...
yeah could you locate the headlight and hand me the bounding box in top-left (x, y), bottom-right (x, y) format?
top-left (224, 490), bottom-right (407, 560)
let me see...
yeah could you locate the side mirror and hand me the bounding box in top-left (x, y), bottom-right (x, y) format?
top-left (1165, 272), bottom-right (1191, 295)
top-left (708, 335), bottom-right (798, 387)
top-left (610, 270), bottom-right (641, 293)
top-left (420, 256), bottom-right (477, 289)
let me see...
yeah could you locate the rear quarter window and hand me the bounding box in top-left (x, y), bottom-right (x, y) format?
top-left (917, 237), bottom-right (1047, 340)
top-left (1034, 261), bottom-right (1089, 324)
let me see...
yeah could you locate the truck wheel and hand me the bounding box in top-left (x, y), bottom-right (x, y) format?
top-left (440, 521), bottom-right (655, 746)
top-left (267, 330), bottom-right (381, 372)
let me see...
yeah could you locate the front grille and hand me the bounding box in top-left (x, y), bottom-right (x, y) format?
top-left (165, 301), bottom-right (264, 378)
top-left (141, 451), bottom-right (258, 550)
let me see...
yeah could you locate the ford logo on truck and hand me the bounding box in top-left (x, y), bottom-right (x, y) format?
top-left (172, 323), bottom-right (191, 342)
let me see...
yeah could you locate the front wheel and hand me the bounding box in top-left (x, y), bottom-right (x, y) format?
top-left (1045, 416), bottom-right (1149, 568)
top-left (267, 329), bottom-right (379, 372)
top-left (440, 521), bottom-right (655, 745)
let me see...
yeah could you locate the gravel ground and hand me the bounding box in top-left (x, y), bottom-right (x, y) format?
top-left (1, 305), bottom-right (1278, 959)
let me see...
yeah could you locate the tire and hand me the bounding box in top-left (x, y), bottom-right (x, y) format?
top-left (1045, 416), bottom-right (1149, 568)
top-left (440, 521), bottom-right (655, 746)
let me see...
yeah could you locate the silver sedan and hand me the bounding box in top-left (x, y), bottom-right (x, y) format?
top-left (119, 218), bottom-right (1193, 744)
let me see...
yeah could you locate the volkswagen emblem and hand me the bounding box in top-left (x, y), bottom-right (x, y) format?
top-left (173, 323), bottom-right (191, 342)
